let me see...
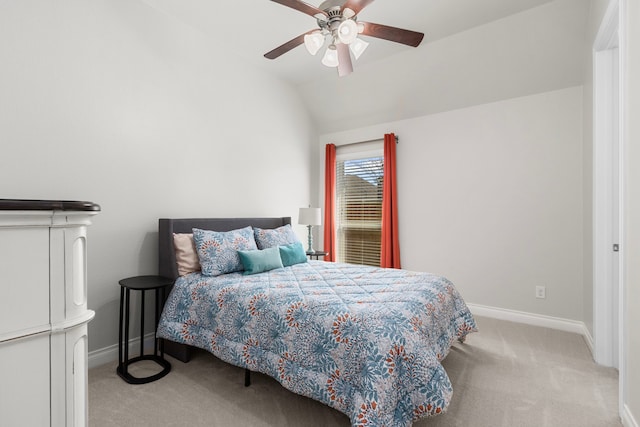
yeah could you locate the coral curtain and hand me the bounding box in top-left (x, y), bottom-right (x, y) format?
top-left (381, 133), bottom-right (401, 268)
top-left (323, 144), bottom-right (337, 262)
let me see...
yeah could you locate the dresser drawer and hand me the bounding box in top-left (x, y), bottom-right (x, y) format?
top-left (0, 228), bottom-right (50, 338)
top-left (0, 334), bottom-right (51, 427)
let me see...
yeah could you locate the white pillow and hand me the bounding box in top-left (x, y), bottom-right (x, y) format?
top-left (173, 233), bottom-right (200, 276)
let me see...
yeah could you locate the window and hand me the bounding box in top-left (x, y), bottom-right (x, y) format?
top-left (336, 142), bottom-right (384, 266)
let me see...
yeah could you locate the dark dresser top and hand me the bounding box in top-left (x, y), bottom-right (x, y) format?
top-left (0, 199), bottom-right (101, 212)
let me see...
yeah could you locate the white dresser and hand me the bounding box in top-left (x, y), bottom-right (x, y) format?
top-left (0, 200), bottom-right (100, 427)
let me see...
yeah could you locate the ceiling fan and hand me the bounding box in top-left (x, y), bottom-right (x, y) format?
top-left (264, 0), bottom-right (424, 77)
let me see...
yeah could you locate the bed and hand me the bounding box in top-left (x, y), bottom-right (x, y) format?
top-left (156, 217), bottom-right (476, 427)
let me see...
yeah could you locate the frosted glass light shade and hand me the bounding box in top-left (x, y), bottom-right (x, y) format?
top-left (349, 37), bottom-right (369, 60)
top-left (342, 7), bottom-right (355, 19)
top-left (338, 19), bottom-right (358, 44)
top-left (321, 45), bottom-right (339, 67)
top-left (304, 32), bottom-right (324, 55)
top-left (298, 207), bottom-right (322, 226)
top-left (349, 39), bottom-right (369, 59)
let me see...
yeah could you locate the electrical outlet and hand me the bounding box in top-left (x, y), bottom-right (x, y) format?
top-left (535, 285), bottom-right (546, 299)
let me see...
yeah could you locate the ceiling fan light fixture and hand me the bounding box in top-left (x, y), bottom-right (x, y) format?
top-left (321, 44), bottom-right (339, 67)
top-left (337, 19), bottom-right (358, 44)
top-left (265, 0), bottom-right (425, 77)
top-left (349, 37), bottom-right (369, 60)
top-left (304, 31), bottom-right (325, 55)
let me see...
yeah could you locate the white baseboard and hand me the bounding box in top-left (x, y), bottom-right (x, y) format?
top-left (466, 303), bottom-right (593, 352)
top-left (89, 333), bottom-right (156, 369)
top-left (623, 404), bottom-right (639, 427)
top-left (581, 323), bottom-right (594, 354)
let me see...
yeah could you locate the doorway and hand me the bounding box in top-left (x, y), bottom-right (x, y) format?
top-left (592, 0), bottom-right (624, 417)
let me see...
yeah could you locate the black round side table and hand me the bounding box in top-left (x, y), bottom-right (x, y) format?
top-left (306, 250), bottom-right (328, 260)
top-left (117, 275), bottom-right (173, 384)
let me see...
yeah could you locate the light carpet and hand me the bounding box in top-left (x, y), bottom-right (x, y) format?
top-left (88, 316), bottom-right (620, 426)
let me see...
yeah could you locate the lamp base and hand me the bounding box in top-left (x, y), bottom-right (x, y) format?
top-left (306, 225), bottom-right (315, 254)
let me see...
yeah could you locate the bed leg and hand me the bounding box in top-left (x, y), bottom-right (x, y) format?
top-left (244, 369), bottom-right (251, 387)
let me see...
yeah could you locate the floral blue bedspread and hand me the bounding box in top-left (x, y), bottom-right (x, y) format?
top-left (157, 261), bottom-right (476, 426)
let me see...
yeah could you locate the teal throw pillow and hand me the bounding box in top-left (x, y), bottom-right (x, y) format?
top-left (238, 247), bottom-right (284, 275)
top-left (279, 242), bottom-right (308, 267)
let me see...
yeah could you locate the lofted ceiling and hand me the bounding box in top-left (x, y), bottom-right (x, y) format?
top-left (142, 0), bottom-right (589, 133)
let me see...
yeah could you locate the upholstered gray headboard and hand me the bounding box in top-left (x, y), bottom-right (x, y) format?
top-left (158, 217), bottom-right (292, 280)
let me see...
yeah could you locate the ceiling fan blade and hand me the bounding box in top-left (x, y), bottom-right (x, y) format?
top-left (264, 30), bottom-right (317, 60)
top-left (359, 22), bottom-right (424, 47)
top-left (337, 43), bottom-right (353, 77)
top-left (270, 0), bottom-right (328, 19)
top-left (341, 0), bottom-right (374, 16)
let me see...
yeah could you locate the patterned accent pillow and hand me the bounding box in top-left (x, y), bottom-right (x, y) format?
top-left (253, 224), bottom-right (300, 249)
top-left (192, 227), bottom-right (258, 276)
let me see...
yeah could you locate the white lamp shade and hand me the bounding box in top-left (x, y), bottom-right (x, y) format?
top-left (349, 37), bottom-right (369, 60)
top-left (299, 207), bottom-right (322, 226)
top-left (321, 45), bottom-right (339, 67)
top-left (304, 32), bottom-right (325, 55)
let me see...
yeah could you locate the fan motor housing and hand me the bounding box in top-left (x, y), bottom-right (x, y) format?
top-left (318, 0), bottom-right (344, 12)
top-left (317, 5), bottom-right (347, 32)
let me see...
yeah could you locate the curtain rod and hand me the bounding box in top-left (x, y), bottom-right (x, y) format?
top-left (336, 135), bottom-right (399, 148)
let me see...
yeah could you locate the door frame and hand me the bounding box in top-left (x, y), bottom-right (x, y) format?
top-left (592, 0), bottom-right (626, 416)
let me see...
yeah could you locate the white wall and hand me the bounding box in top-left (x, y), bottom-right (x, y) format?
top-left (319, 87), bottom-right (584, 321)
top-left (0, 0), bottom-right (315, 352)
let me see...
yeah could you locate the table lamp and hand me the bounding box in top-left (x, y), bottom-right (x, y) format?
top-left (298, 207), bottom-right (322, 254)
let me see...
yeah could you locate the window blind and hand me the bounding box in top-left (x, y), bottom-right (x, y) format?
top-left (336, 155), bottom-right (384, 266)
